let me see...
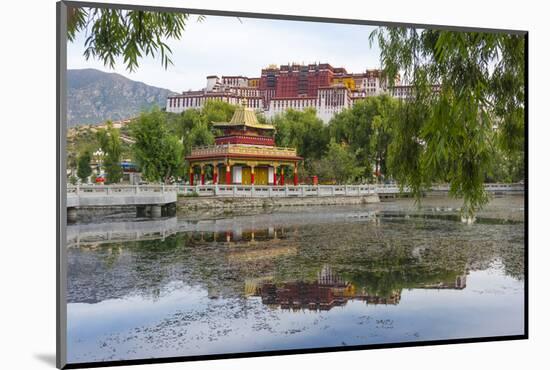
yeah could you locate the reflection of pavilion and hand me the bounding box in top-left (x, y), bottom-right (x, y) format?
top-left (318, 264), bottom-right (347, 287)
top-left (221, 226), bottom-right (290, 244)
top-left (186, 226), bottom-right (294, 246)
top-left (185, 226), bottom-right (299, 264)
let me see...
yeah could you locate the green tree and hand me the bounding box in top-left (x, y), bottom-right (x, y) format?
top-left (329, 96), bottom-right (398, 182)
top-left (485, 144), bottom-right (524, 183)
top-left (370, 96), bottom-right (397, 180)
top-left (76, 150), bottom-right (92, 182)
top-left (310, 140), bottom-right (364, 184)
top-left (201, 100), bottom-right (236, 125)
top-left (167, 109), bottom-right (200, 139)
top-left (96, 121), bottom-right (123, 184)
top-left (168, 100), bottom-right (234, 146)
top-left (273, 108), bottom-right (329, 160)
top-left (67, 6), bottom-right (203, 71)
top-left (370, 28), bottom-right (525, 217)
top-left (131, 109), bottom-right (184, 183)
top-left (386, 98), bottom-right (430, 195)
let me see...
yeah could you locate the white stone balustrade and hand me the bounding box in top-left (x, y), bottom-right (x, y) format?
top-left (66, 183), bottom-right (523, 206)
top-left (67, 184), bottom-right (177, 208)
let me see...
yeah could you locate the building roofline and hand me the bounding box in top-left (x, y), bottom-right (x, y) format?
top-left (186, 153), bottom-right (303, 161)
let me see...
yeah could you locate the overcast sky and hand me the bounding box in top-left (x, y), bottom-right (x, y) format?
top-left (67, 14), bottom-right (382, 92)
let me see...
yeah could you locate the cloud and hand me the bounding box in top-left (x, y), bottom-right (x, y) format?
top-left (68, 14), bottom-right (381, 91)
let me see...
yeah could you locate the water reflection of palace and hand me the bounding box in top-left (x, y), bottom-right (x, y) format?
top-left (68, 217), bottom-right (472, 305)
top-left (248, 265), bottom-right (467, 311)
top-left (250, 265), bottom-right (402, 311)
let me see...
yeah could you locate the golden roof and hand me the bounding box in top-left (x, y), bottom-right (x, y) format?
top-left (213, 99), bottom-right (274, 130)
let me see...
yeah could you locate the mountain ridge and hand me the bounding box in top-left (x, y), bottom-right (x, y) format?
top-left (67, 68), bottom-right (176, 126)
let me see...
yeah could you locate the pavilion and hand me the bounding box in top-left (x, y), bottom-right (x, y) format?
top-left (186, 100), bottom-right (302, 186)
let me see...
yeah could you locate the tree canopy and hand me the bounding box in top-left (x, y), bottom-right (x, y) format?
top-left (96, 121), bottom-right (123, 183)
top-left (67, 6), bottom-right (203, 71)
top-left (273, 108), bottom-right (329, 160)
top-left (370, 28), bottom-right (525, 217)
top-left (330, 95), bottom-right (397, 181)
top-left (269, 98), bottom-right (398, 183)
top-left (131, 109), bottom-right (184, 183)
top-left (310, 139), bottom-right (365, 184)
top-left (76, 150), bottom-right (92, 182)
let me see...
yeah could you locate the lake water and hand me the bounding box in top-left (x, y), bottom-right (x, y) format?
top-left (66, 196), bottom-right (525, 364)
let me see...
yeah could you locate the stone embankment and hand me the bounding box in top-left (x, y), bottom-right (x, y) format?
top-left (177, 194), bottom-right (380, 210)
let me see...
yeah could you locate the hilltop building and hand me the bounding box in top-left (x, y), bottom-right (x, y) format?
top-left (185, 100), bottom-right (302, 186)
top-left (166, 62), bottom-right (415, 123)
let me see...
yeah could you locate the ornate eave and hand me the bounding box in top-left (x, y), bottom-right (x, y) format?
top-left (186, 144), bottom-right (302, 163)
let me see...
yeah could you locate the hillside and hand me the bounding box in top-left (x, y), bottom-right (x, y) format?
top-left (67, 69), bottom-right (176, 126)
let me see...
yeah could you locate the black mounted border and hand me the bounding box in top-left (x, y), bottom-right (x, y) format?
top-left (56, 1), bottom-right (529, 369)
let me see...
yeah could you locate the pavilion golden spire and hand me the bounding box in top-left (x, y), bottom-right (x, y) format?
top-left (212, 98), bottom-right (274, 130)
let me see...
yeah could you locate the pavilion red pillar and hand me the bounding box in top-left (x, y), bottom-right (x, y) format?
top-left (226, 164), bottom-right (232, 185)
top-left (251, 166), bottom-right (255, 185)
top-left (213, 164), bottom-right (218, 185)
top-left (293, 164), bottom-right (298, 186)
top-left (273, 166), bottom-right (278, 186)
top-left (189, 166), bottom-right (194, 186)
top-left (280, 167), bottom-right (285, 186)
top-left (200, 165), bottom-right (205, 185)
